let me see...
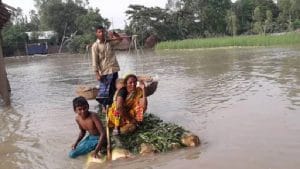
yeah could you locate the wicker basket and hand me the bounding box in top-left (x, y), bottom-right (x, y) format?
top-left (75, 85), bottom-right (98, 100)
top-left (75, 75), bottom-right (158, 100)
top-left (144, 80), bottom-right (158, 97)
top-left (137, 75), bottom-right (158, 97)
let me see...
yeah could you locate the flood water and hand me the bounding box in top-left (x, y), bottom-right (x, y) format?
top-left (1, 46), bottom-right (300, 169)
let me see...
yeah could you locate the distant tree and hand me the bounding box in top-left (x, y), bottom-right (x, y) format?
top-left (264, 10), bottom-right (273, 33)
top-left (38, 0), bottom-right (87, 40)
top-left (71, 8), bottom-right (110, 52)
top-left (253, 0), bottom-right (279, 19)
top-left (233, 0), bottom-right (255, 34)
top-left (277, 0), bottom-right (300, 31)
top-left (75, 8), bottom-right (110, 35)
top-left (252, 6), bottom-right (264, 34)
top-left (2, 8), bottom-right (28, 56)
top-left (32, 0), bottom-right (110, 52)
top-left (67, 33), bottom-right (94, 53)
top-left (2, 24), bottom-right (28, 56)
top-left (293, 19), bottom-right (300, 29)
top-left (125, 5), bottom-right (177, 43)
top-left (226, 10), bottom-right (238, 36)
top-left (11, 7), bottom-right (27, 26)
top-left (233, 0), bottom-right (278, 34)
top-left (181, 0), bottom-right (231, 37)
top-left (205, 0), bottom-right (232, 36)
top-left (26, 10), bottom-right (40, 31)
top-left (166, 0), bottom-right (176, 10)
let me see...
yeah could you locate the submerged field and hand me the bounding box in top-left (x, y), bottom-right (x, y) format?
top-left (155, 32), bottom-right (300, 50)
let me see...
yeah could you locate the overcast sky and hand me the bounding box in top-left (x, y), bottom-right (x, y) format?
top-left (3, 0), bottom-right (168, 29)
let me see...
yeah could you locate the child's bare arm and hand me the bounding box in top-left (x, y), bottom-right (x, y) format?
top-left (72, 119), bottom-right (86, 149)
top-left (91, 114), bottom-right (106, 157)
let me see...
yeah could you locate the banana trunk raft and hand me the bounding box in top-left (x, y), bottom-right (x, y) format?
top-left (85, 113), bottom-right (200, 169)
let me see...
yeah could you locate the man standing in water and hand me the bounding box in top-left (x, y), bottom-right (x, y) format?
top-left (69, 96), bottom-right (106, 158)
top-left (91, 26), bottom-right (122, 111)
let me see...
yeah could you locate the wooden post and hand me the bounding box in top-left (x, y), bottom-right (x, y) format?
top-left (0, 32), bottom-right (11, 105)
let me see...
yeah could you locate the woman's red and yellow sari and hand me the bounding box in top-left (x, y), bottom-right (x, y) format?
top-left (108, 87), bottom-right (144, 128)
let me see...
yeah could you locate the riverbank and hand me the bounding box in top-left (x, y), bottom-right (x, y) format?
top-left (155, 32), bottom-right (300, 50)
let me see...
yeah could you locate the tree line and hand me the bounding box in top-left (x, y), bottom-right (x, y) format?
top-left (2, 0), bottom-right (300, 56)
top-left (2, 0), bottom-right (109, 55)
top-left (125, 0), bottom-right (300, 41)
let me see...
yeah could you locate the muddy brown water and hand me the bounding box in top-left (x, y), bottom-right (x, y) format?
top-left (1, 47), bottom-right (300, 169)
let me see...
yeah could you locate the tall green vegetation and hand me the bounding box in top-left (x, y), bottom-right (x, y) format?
top-left (155, 32), bottom-right (300, 49)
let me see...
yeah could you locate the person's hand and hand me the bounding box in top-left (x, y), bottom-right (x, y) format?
top-left (71, 143), bottom-right (77, 150)
top-left (96, 72), bottom-right (101, 81)
top-left (108, 31), bottom-right (114, 38)
top-left (92, 151), bottom-right (102, 159)
top-left (139, 80), bottom-right (146, 90)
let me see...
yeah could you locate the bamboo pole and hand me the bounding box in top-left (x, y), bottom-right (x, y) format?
top-left (105, 105), bottom-right (112, 160)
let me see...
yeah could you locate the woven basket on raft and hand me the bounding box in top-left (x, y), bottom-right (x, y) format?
top-left (76, 75), bottom-right (158, 100)
top-left (138, 75), bottom-right (158, 97)
top-left (75, 85), bottom-right (98, 100)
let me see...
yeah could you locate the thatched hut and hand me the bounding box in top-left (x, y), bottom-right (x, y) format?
top-left (0, 1), bottom-right (12, 105)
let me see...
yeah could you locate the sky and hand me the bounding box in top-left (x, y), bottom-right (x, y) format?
top-left (3, 0), bottom-right (168, 29)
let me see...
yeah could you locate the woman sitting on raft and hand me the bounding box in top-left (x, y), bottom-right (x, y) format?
top-left (108, 74), bottom-right (148, 134)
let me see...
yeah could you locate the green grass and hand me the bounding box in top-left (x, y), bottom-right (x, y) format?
top-left (155, 32), bottom-right (300, 50)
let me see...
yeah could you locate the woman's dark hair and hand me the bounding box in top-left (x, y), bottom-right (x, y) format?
top-left (73, 96), bottom-right (89, 111)
top-left (124, 74), bottom-right (138, 86)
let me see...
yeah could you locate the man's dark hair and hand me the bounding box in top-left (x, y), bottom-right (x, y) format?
top-left (73, 96), bottom-right (89, 110)
top-left (96, 25), bottom-right (105, 31)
